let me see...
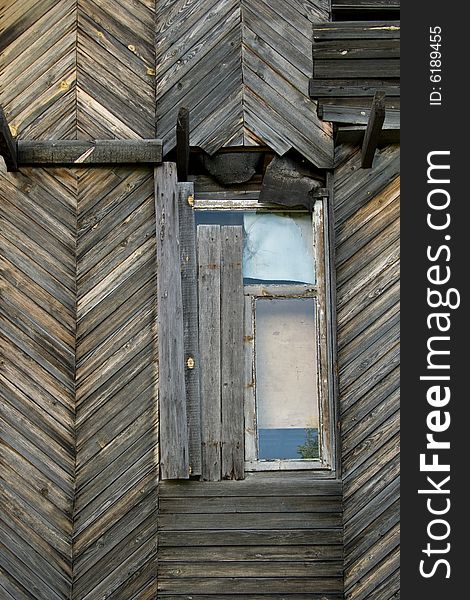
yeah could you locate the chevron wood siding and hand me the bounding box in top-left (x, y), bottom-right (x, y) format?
top-left (156, 0), bottom-right (333, 167)
top-left (77, 0), bottom-right (156, 139)
top-left (0, 0), bottom-right (77, 140)
top-left (73, 166), bottom-right (158, 599)
top-left (335, 144), bottom-right (400, 600)
top-left (158, 478), bottom-right (344, 599)
top-left (0, 163), bottom-right (76, 600)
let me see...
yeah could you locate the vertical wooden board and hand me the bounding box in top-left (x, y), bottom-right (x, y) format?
top-left (178, 181), bottom-right (202, 476)
top-left (220, 225), bottom-right (244, 480)
top-left (155, 163), bottom-right (189, 480)
top-left (197, 225), bottom-right (222, 481)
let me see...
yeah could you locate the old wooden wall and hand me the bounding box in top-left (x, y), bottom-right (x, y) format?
top-left (334, 144), bottom-right (400, 600)
top-left (156, 0), bottom-right (333, 166)
top-left (2, 1), bottom-right (401, 599)
top-left (158, 477), bottom-right (343, 599)
top-left (1, 1), bottom-right (159, 599)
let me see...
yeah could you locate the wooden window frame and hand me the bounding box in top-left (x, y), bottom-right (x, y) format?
top-left (194, 195), bottom-right (336, 474)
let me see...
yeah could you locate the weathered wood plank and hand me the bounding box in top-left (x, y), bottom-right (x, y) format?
top-left (17, 139), bottom-right (163, 165)
top-left (313, 38), bottom-right (400, 60)
top-left (159, 495), bottom-right (342, 514)
top-left (160, 560), bottom-right (344, 578)
top-left (320, 104), bottom-right (399, 129)
top-left (314, 58), bottom-right (399, 79)
top-left (310, 78), bottom-right (399, 97)
top-left (159, 478), bottom-right (342, 497)
top-left (0, 106), bottom-right (18, 171)
top-left (159, 528), bottom-right (343, 546)
top-left (220, 226), bottom-right (244, 480)
top-left (178, 181), bottom-right (202, 476)
top-left (176, 107), bottom-right (190, 182)
top-left (158, 576), bottom-right (344, 594)
top-left (313, 21), bottom-right (400, 40)
top-left (337, 125), bottom-right (400, 145)
top-left (362, 91), bottom-right (386, 168)
top-left (198, 225), bottom-right (222, 481)
top-left (155, 162), bottom-right (189, 480)
top-left (160, 544), bottom-right (343, 562)
top-left (332, 0), bottom-right (400, 11)
top-left (159, 512), bottom-right (342, 530)
top-left (157, 596), bottom-right (343, 600)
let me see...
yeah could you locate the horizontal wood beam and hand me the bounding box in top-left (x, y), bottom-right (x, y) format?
top-left (309, 79), bottom-right (399, 98)
top-left (362, 91), bottom-right (386, 168)
top-left (313, 21), bottom-right (400, 40)
top-left (318, 104), bottom-right (400, 129)
top-left (17, 139), bottom-right (163, 166)
top-left (0, 106), bottom-right (18, 171)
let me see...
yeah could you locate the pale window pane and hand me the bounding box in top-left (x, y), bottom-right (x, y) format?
top-left (243, 213), bottom-right (315, 284)
top-left (255, 298), bottom-right (319, 460)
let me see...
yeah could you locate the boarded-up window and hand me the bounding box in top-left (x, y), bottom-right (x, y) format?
top-left (195, 205), bottom-right (328, 473)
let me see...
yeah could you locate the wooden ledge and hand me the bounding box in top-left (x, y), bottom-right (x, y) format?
top-left (17, 139), bottom-right (163, 167)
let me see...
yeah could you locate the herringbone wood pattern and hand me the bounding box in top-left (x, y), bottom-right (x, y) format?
top-left (156, 0), bottom-right (333, 167)
top-left (0, 163), bottom-right (76, 600)
top-left (335, 144), bottom-right (400, 600)
top-left (1, 3), bottom-right (158, 597)
top-left (73, 166), bottom-right (158, 599)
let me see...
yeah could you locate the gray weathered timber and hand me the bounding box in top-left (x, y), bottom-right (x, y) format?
top-left (0, 106), bottom-right (17, 171)
top-left (74, 167), bottom-right (158, 599)
top-left (313, 21), bottom-right (400, 40)
top-left (361, 91), bottom-right (386, 167)
top-left (314, 58), bottom-right (399, 79)
top-left (335, 143), bottom-right (400, 600)
top-left (17, 139), bottom-right (163, 166)
top-left (319, 104), bottom-right (400, 129)
top-left (158, 477), bottom-right (343, 597)
top-left (197, 225), bottom-right (222, 481)
top-left (220, 226), bottom-right (245, 480)
top-left (0, 165), bottom-right (75, 600)
top-left (178, 182), bottom-right (202, 476)
top-left (332, 0), bottom-right (400, 11)
top-left (155, 0), bottom-right (333, 168)
top-left (176, 107), bottom-right (190, 182)
top-left (155, 163), bottom-right (189, 480)
top-left (313, 38), bottom-right (400, 60)
top-left (310, 79), bottom-right (400, 97)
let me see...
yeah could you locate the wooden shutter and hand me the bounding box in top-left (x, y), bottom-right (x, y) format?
top-left (155, 163), bottom-right (189, 479)
top-left (197, 225), bottom-right (245, 481)
top-left (177, 181), bottom-right (202, 476)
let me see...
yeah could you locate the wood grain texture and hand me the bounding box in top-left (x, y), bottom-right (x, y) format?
top-left (334, 143), bottom-right (400, 600)
top-left (74, 165), bottom-right (158, 599)
top-left (0, 163), bottom-right (76, 600)
top-left (77, 0), bottom-right (156, 139)
top-left (198, 225), bottom-right (222, 481)
top-left (0, 0), bottom-right (77, 140)
top-left (178, 182), bottom-right (202, 476)
top-left (155, 0), bottom-right (333, 167)
top-left (220, 226), bottom-right (244, 480)
top-left (155, 163), bottom-right (189, 480)
top-left (158, 478), bottom-right (343, 597)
